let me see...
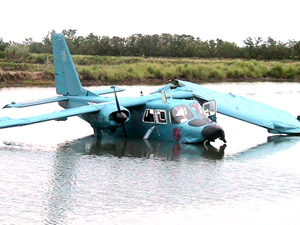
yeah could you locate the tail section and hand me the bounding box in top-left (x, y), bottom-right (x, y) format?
top-left (52, 33), bottom-right (96, 96)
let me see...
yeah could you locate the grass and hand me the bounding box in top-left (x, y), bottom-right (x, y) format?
top-left (0, 56), bottom-right (300, 86)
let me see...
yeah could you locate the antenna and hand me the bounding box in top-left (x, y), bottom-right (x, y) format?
top-left (161, 90), bottom-right (168, 103)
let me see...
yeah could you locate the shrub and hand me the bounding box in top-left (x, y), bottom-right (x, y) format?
top-left (147, 65), bottom-right (163, 79)
top-left (5, 45), bottom-right (29, 62)
top-left (79, 67), bottom-right (98, 80)
top-left (268, 64), bottom-right (284, 78)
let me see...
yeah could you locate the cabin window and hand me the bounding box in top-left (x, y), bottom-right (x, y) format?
top-left (143, 109), bottom-right (155, 123)
top-left (143, 109), bottom-right (167, 124)
top-left (190, 102), bottom-right (206, 117)
top-left (170, 105), bottom-right (194, 124)
top-left (157, 110), bottom-right (167, 124)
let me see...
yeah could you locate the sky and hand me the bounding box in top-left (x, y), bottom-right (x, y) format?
top-left (1, 0), bottom-right (300, 46)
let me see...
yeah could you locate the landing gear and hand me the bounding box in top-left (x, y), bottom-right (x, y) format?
top-left (93, 128), bottom-right (102, 140)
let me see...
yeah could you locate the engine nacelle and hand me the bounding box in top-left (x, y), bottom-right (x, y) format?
top-left (93, 104), bottom-right (130, 130)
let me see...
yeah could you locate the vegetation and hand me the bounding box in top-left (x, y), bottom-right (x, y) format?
top-left (0, 56), bottom-right (300, 87)
top-left (0, 29), bottom-right (299, 87)
top-left (4, 45), bottom-right (30, 62)
top-left (1, 29), bottom-right (300, 60)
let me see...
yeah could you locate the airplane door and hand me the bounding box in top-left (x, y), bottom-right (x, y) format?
top-left (203, 100), bottom-right (217, 121)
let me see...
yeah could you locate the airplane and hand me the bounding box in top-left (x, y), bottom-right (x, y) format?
top-left (0, 33), bottom-right (300, 146)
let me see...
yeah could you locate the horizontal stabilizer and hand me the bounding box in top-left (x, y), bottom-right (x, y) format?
top-left (3, 96), bottom-right (69, 108)
top-left (92, 87), bottom-right (126, 95)
top-left (177, 80), bottom-right (300, 134)
top-left (0, 103), bottom-right (105, 129)
top-left (0, 116), bottom-right (11, 122)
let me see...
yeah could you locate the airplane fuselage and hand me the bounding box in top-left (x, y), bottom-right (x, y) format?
top-left (59, 95), bottom-right (225, 143)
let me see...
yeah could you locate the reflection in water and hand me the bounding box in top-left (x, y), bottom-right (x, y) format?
top-left (59, 135), bottom-right (226, 161)
top-left (231, 135), bottom-right (300, 159)
top-left (41, 137), bottom-right (225, 224)
top-left (43, 145), bottom-right (80, 225)
top-left (2, 134), bottom-right (300, 224)
top-left (39, 134), bottom-right (300, 224)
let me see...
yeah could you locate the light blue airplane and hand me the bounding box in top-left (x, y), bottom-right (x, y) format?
top-left (0, 33), bottom-right (300, 144)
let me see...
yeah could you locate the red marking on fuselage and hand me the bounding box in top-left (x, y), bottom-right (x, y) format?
top-left (173, 128), bottom-right (182, 141)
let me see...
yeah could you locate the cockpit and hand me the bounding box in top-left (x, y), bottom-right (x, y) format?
top-left (170, 102), bottom-right (207, 124)
top-left (170, 105), bottom-right (193, 124)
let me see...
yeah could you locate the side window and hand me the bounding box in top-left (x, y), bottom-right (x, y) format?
top-left (157, 110), bottom-right (167, 124)
top-left (143, 109), bottom-right (155, 123)
top-left (143, 109), bottom-right (167, 124)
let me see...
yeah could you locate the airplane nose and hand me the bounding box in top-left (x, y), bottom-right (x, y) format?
top-left (202, 124), bottom-right (226, 143)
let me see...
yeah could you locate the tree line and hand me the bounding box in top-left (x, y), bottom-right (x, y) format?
top-left (1, 29), bottom-right (300, 60)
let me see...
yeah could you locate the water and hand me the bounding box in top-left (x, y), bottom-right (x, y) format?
top-left (0, 83), bottom-right (300, 224)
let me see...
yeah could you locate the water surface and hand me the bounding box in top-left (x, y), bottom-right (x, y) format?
top-left (0, 83), bottom-right (300, 224)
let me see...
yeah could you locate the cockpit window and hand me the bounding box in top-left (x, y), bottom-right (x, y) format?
top-left (190, 102), bottom-right (206, 117)
top-left (170, 105), bottom-right (194, 124)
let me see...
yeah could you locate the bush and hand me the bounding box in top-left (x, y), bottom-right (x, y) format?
top-left (35, 55), bottom-right (47, 64)
top-left (5, 45), bottom-right (29, 62)
top-left (79, 67), bottom-right (98, 80)
top-left (268, 64), bottom-right (284, 78)
top-left (0, 51), bottom-right (4, 58)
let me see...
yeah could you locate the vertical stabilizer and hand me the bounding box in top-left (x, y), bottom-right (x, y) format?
top-left (52, 33), bottom-right (93, 96)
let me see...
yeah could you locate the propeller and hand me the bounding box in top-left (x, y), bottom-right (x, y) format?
top-left (111, 86), bottom-right (128, 138)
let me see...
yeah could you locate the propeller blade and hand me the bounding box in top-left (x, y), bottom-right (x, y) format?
top-left (111, 86), bottom-right (128, 138)
top-left (111, 86), bottom-right (121, 112)
top-left (122, 124), bottom-right (128, 139)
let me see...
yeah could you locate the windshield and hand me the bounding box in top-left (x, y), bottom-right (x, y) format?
top-left (170, 105), bottom-right (194, 124)
top-left (190, 102), bottom-right (206, 117)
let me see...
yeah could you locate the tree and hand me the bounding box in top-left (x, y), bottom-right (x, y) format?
top-left (81, 33), bottom-right (101, 55)
top-left (98, 36), bottom-right (111, 55)
top-left (62, 29), bottom-right (77, 53)
top-left (292, 41), bottom-right (300, 59)
top-left (110, 36), bottom-right (126, 56)
top-left (42, 31), bottom-right (56, 53)
top-left (215, 39), bottom-right (241, 58)
top-left (158, 33), bottom-right (173, 57)
top-left (243, 37), bottom-right (263, 59)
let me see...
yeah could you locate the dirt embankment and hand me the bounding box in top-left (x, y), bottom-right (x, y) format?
top-left (0, 70), bottom-right (169, 87)
top-left (1, 70), bottom-right (300, 88)
top-left (0, 70), bottom-right (55, 87)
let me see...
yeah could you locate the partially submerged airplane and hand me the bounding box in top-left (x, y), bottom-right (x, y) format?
top-left (0, 33), bottom-right (300, 145)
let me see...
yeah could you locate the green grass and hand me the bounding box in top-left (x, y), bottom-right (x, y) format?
top-left (0, 55), bottom-right (300, 86)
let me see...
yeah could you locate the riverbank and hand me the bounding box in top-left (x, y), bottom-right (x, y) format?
top-left (1, 56), bottom-right (300, 87)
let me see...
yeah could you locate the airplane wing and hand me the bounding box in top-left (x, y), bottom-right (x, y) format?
top-left (119, 91), bottom-right (194, 108)
top-left (0, 88), bottom-right (193, 130)
top-left (0, 104), bottom-right (105, 129)
top-left (3, 96), bottom-right (69, 108)
top-left (176, 80), bottom-right (300, 134)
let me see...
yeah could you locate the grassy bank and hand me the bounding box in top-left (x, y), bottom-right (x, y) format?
top-left (0, 55), bottom-right (300, 87)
